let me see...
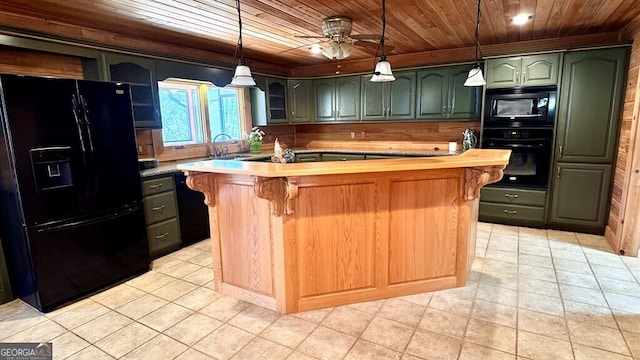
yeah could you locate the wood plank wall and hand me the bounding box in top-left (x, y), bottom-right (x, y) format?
top-left (605, 18), bottom-right (640, 256)
top-left (0, 46), bottom-right (83, 78)
top-left (293, 121), bottom-right (480, 151)
top-left (608, 17), bottom-right (640, 256)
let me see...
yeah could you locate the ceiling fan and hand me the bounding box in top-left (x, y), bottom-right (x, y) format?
top-left (295, 16), bottom-right (392, 59)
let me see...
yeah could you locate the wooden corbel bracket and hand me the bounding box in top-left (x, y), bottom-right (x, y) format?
top-left (253, 177), bottom-right (298, 216)
top-left (463, 165), bottom-right (506, 201)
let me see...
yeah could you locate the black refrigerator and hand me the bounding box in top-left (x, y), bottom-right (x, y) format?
top-left (0, 74), bottom-right (150, 312)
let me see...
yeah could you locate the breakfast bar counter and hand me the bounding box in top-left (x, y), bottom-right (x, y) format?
top-left (177, 149), bottom-right (510, 314)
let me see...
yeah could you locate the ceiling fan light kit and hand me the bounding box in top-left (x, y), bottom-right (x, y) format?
top-left (370, 0), bottom-right (395, 82)
top-left (464, 0), bottom-right (486, 87)
top-left (229, 0), bottom-right (256, 87)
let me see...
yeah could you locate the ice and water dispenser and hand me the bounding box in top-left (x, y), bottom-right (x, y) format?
top-left (30, 146), bottom-right (73, 192)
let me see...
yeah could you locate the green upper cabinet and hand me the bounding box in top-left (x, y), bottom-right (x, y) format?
top-left (266, 78), bottom-right (288, 124)
top-left (251, 76), bottom-right (288, 125)
top-left (313, 76), bottom-right (360, 122)
top-left (486, 54), bottom-right (561, 88)
top-left (555, 48), bottom-right (628, 164)
top-left (416, 65), bottom-right (481, 120)
top-left (361, 71), bottom-right (416, 121)
top-left (288, 79), bottom-right (314, 123)
top-left (103, 52), bottom-right (162, 129)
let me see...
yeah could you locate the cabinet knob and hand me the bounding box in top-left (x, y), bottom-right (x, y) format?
top-left (155, 232), bottom-right (169, 240)
top-left (505, 194), bottom-right (519, 200)
top-left (152, 204), bottom-right (166, 212)
top-left (503, 209), bottom-right (518, 216)
top-left (149, 184), bottom-right (163, 190)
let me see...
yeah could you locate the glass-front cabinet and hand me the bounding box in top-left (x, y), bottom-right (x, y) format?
top-left (103, 52), bottom-right (162, 129)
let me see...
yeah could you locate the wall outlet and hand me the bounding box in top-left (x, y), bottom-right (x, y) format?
top-left (360, 131), bottom-right (366, 139)
top-left (350, 131), bottom-right (355, 139)
top-left (137, 146), bottom-right (143, 154)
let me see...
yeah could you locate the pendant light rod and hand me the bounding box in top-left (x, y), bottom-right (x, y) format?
top-left (229, 0), bottom-right (255, 87)
top-left (380, 0), bottom-right (387, 57)
top-left (371, 0), bottom-right (395, 82)
top-left (236, 0), bottom-right (244, 62)
top-left (464, 0), bottom-right (486, 87)
top-left (473, 0), bottom-right (482, 66)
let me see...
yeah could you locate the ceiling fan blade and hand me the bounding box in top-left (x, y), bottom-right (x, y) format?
top-left (295, 35), bottom-right (327, 39)
top-left (351, 34), bottom-right (382, 40)
top-left (355, 41), bottom-right (395, 52)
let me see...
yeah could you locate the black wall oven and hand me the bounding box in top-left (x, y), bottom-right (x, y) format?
top-left (482, 128), bottom-right (553, 189)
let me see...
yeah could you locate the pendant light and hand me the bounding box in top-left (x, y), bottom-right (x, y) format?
top-left (370, 0), bottom-right (395, 82)
top-left (464, 0), bottom-right (486, 87)
top-left (229, 0), bottom-right (256, 87)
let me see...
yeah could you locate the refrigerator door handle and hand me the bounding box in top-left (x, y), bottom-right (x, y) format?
top-left (79, 94), bottom-right (98, 196)
top-left (71, 94), bottom-right (92, 198)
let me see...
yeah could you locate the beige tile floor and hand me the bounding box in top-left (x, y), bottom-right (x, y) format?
top-left (1, 222), bottom-right (639, 359)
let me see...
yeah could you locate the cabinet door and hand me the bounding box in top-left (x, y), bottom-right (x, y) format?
top-left (522, 54), bottom-right (560, 87)
top-left (266, 78), bottom-right (288, 124)
top-left (448, 66), bottom-right (481, 120)
top-left (485, 57), bottom-right (521, 89)
top-left (416, 68), bottom-right (449, 120)
top-left (555, 48), bottom-right (628, 163)
top-left (335, 76), bottom-right (360, 121)
top-left (388, 71), bottom-right (416, 120)
top-left (313, 79), bottom-right (336, 121)
top-left (360, 75), bottom-right (386, 121)
top-left (288, 79), bottom-right (313, 123)
top-left (549, 163), bottom-right (612, 232)
top-left (104, 53), bottom-right (162, 129)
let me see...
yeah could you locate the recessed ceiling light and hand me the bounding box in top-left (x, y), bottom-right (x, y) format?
top-left (310, 43), bottom-right (323, 54)
top-left (512, 13), bottom-right (532, 25)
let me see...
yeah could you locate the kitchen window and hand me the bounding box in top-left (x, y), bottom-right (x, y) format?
top-left (158, 79), bottom-right (244, 146)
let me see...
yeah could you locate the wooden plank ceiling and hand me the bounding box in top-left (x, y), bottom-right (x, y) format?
top-left (0, 0), bottom-right (639, 70)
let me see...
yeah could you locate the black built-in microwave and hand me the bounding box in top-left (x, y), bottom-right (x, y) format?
top-left (484, 87), bottom-right (557, 128)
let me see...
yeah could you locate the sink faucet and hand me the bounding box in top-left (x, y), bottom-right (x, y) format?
top-left (212, 133), bottom-right (232, 158)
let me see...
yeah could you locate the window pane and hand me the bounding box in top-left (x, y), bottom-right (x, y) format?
top-left (159, 87), bottom-right (193, 143)
top-left (208, 87), bottom-right (241, 140)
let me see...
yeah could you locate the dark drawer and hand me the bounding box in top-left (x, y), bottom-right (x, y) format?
top-left (147, 218), bottom-right (180, 258)
top-left (480, 187), bottom-right (546, 206)
top-left (479, 202), bottom-right (545, 225)
top-left (143, 191), bottom-right (177, 224)
top-left (141, 176), bottom-right (175, 196)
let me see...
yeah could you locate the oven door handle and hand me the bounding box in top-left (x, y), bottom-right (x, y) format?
top-left (484, 142), bottom-right (548, 149)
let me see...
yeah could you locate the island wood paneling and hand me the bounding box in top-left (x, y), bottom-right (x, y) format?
top-left (387, 174), bottom-right (459, 284)
top-left (294, 179), bottom-right (377, 297)
top-left (216, 178), bottom-right (274, 297)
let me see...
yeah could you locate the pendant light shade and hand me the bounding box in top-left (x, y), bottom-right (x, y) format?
top-left (371, 56), bottom-right (395, 82)
top-left (370, 0), bottom-right (395, 82)
top-left (464, 0), bottom-right (486, 87)
top-left (230, 60), bottom-right (256, 87)
top-left (229, 0), bottom-right (255, 87)
top-left (464, 66), bottom-right (486, 86)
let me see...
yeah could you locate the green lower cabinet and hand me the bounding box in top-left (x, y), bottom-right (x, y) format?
top-left (549, 163), bottom-right (612, 233)
top-left (479, 186), bottom-right (547, 227)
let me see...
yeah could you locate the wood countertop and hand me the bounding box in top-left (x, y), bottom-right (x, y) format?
top-left (176, 148), bottom-right (511, 177)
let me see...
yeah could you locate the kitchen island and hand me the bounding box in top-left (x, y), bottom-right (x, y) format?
top-left (177, 149), bottom-right (510, 314)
